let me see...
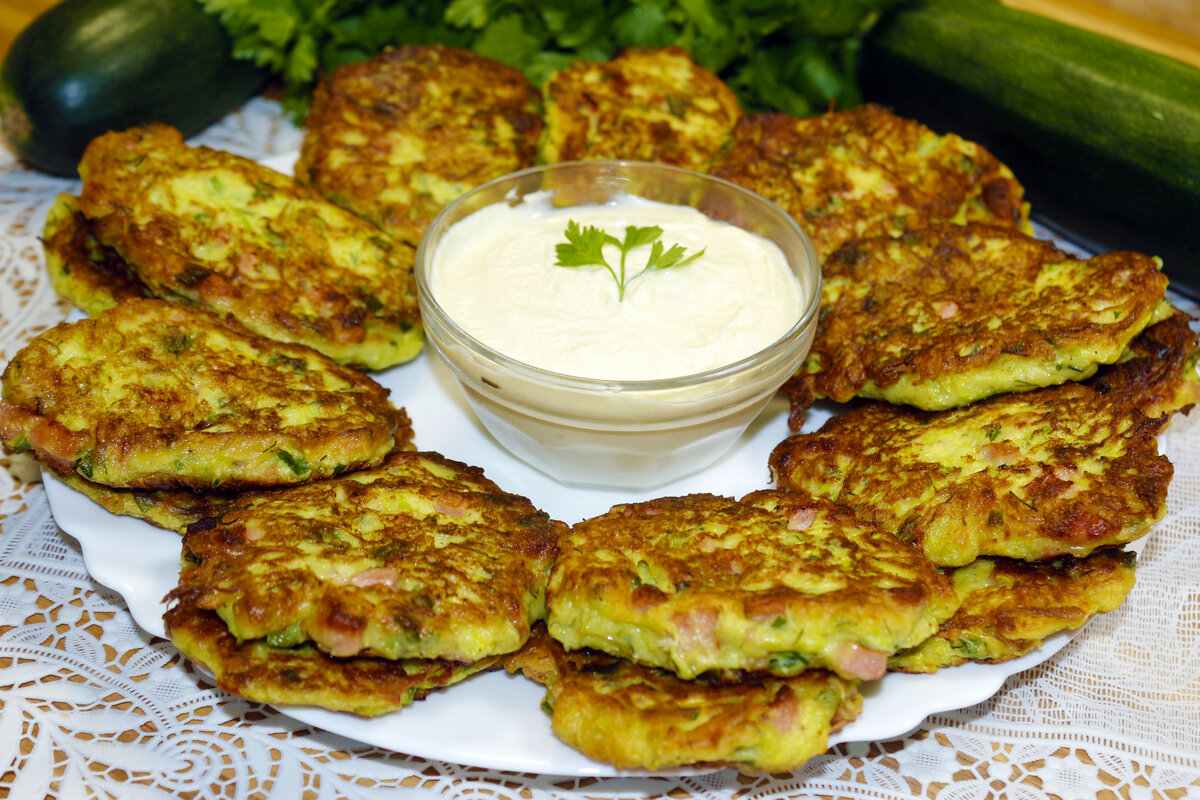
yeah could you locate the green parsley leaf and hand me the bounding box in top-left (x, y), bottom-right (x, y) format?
top-left (554, 220), bottom-right (703, 300)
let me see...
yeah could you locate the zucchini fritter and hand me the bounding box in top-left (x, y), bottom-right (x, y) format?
top-left (168, 451), bottom-right (564, 663)
top-left (78, 123), bottom-right (422, 370)
top-left (43, 193), bottom-right (149, 314)
top-left (43, 409), bottom-right (416, 533)
top-left (709, 106), bottom-right (1030, 260)
top-left (540, 46), bottom-right (742, 171)
top-left (889, 549), bottom-right (1137, 672)
top-left (296, 44), bottom-right (543, 248)
top-left (0, 298), bottom-right (402, 489)
top-left (787, 223), bottom-right (1172, 411)
top-left (506, 626), bottom-right (861, 774)
top-left (770, 382), bottom-right (1173, 567)
top-left (547, 491), bottom-right (957, 682)
top-left (165, 604), bottom-right (500, 717)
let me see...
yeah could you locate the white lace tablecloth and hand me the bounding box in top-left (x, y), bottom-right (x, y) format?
top-left (1, 98), bottom-right (1198, 799)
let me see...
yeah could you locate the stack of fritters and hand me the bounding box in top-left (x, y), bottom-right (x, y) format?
top-left (166, 451), bottom-right (564, 716)
top-left (786, 223), bottom-right (1172, 412)
top-left (296, 44), bottom-right (543, 248)
top-left (771, 307), bottom-right (1199, 672)
top-left (505, 490), bottom-right (957, 772)
top-left (0, 299), bottom-right (407, 496)
top-left (70, 123), bottom-right (422, 371)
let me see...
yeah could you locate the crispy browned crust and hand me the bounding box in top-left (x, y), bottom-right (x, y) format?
top-left (169, 451), bottom-right (564, 663)
top-left (42, 194), bottom-right (150, 314)
top-left (505, 626), bottom-right (861, 774)
top-left (770, 382), bottom-right (1173, 566)
top-left (296, 44), bottom-right (543, 247)
top-left (787, 223), bottom-right (1170, 410)
top-left (165, 603), bottom-right (500, 717)
top-left (77, 123), bottom-right (421, 370)
top-left (548, 491), bottom-right (957, 680)
top-left (889, 548), bottom-right (1137, 672)
top-left (1084, 308), bottom-right (1200, 418)
top-left (710, 106), bottom-right (1029, 260)
top-left (0, 298), bottom-right (401, 489)
top-left (540, 46), bottom-right (742, 171)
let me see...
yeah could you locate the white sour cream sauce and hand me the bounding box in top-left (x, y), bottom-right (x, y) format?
top-left (429, 191), bottom-right (803, 381)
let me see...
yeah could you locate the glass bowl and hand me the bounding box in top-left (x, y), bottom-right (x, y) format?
top-left (415, 160), bottom-right (821, 489)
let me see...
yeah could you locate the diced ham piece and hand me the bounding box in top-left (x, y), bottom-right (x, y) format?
top-left (933, 300), bottom-right (960, 320)
top-left (980, 440), bottom-right (1020, 466)
top-left (672, 607), bottom-right (720, 657)
top-left (435, 493), bottom-right (468, 518)
top-left (350, 566), bottom-right (399, 588)
top-left (787, 507), bottom-right (818, 531)
top-left (831, 641), bottom-right (887, 680)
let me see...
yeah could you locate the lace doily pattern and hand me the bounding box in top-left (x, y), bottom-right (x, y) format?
top-left (1, 98), bottom-right (1199, 799)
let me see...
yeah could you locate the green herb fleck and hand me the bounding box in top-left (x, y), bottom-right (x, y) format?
top-left (554, 220), bottom-right (704, 301)
top-left (276, 450), bottom-right (309, 475)
top-left (267, 622), bottom-right (306, 649)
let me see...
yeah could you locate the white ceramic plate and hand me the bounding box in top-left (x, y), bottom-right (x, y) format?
top-left (43, 150), bottom-right (1078, 775)
top-left (44, 344), bottom-right (1076, 777)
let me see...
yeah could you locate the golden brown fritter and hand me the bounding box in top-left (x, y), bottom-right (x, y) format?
top-left (50, 468), bottom-right (241, 533)
top-left (43, 409), bottom-right (416, 533)
top-left (169, 451), bottom-right (564, 663)
top-left (540, 46), bottom-right (742, 171)
top-left (786, 223), bottom-right (1171, 412)
top-left (548, 491), bottom-right (957, 682)
top-left (77, 123), bottom-right (422, 370)
top-left (709, 106), bottom-right (1030, 260)
top-left (42, 194), bottom-right (150, 314)
top-left (165, 603), bottom-right (500, 717)
top-left (296, 44), bottom-right (542, 248)
top-left (0, 298), bottom-right (402, 489)
top-left (889, 549), bottom-right (1137, 672)
top-left (770, 382), bottom-right (1173, 567)
top-left (505, 626), bottom-right (861, 774)
top-left (1083, 308), bottom-right (1200, 419)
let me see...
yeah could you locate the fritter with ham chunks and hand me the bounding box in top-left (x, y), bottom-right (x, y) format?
top-left (42, 193), bottom-right (150, 314)
top-left (770, 382), bottom-right (1173, 568)
top-left (539, 46), bottom-right (742, 171)
top-left (296, 44), bottom-right (543, 248)
top-left (506, 626), bottom-right (862, 774)
top-left (889, 548), bottom-right (1137, 673)
top-left (166, 603), bottom-right (501, 717)
top-left (547, 491), bottom-right (957, 682)
top-left (0, 299), bottom-right (403, 490)
top-left (78, 123), bottom-right (422, 370)
top-left (167, 451), bottom-right (564, 664)
top-left (709, 105), bottom-right (1029, 260)
top-left (786, 223), bottom-right (1172, 412)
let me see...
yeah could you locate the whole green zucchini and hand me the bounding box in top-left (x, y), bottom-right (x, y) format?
top-left (0, 0), bottom-right (268, 177)
top-left (858, 0), bottom-right (1200, 299)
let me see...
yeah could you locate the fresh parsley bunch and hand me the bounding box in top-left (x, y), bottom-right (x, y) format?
top-left (200, 0), bottom-right (908, 120)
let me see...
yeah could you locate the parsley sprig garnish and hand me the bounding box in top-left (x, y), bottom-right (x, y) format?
top-left (554, 220), bottom-right (705, 301)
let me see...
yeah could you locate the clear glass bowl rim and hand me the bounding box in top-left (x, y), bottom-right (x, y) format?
top-left (415, 159), bottom-right (822, 395)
